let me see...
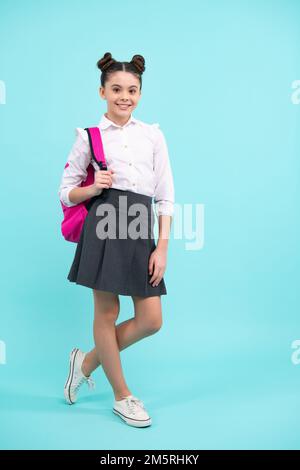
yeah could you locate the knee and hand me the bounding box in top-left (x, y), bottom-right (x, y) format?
top-left (95, 302), bottom-right (120, 324)
top-left (103, 310), bottom-right (119, 324)
top-left (140, 316), bottom-right (163, 336)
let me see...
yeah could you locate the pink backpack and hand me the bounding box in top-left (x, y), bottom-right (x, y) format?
top-left (60, 127), bottom-right (107, 243)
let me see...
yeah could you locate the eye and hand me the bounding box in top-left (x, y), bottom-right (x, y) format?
top-left (112, 88), bottom-right (136, 94)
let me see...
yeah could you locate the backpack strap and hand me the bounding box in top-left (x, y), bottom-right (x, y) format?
top-left (84, 127), bottom-right (107, 171)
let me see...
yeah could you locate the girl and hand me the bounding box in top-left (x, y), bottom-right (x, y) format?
top-left (58, 52), bottom-right (175, 428)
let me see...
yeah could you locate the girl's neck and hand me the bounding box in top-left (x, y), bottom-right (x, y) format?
top-left (105, 111), bottom-right (131, 128)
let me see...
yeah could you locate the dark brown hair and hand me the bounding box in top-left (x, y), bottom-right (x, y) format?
top-left (96, 52), bottom-right (145, 90)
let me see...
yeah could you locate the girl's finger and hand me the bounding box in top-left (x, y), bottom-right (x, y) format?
top-left (153, 277), bottom-right (161, 287)
top-left (98, 176), bottom-right (112, 182)
top-left (151, 268), bottom-right (163, 286)
top-left (149, 257), bottom-right (154, 275)
top-left (149, 267), bottom-right (160, 284)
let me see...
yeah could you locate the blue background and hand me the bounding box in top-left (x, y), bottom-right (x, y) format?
top-left (0, 0), bottom-right (299, 450)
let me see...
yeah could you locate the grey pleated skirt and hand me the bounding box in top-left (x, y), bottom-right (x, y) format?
top-left (67, 188), bottom-right (167, 297)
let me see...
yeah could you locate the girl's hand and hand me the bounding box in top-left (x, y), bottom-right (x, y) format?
top-left (148, 247), bottom-right (167, 287)
top-left (91, 169), bottom-right (114, 195)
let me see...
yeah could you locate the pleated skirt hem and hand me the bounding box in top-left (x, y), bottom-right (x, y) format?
top-left (67, 277), bottom-right (167, 298)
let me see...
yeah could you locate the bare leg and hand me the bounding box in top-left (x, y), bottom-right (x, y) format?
top-left (89, 289), bottom-right (133, 400)
top-left (82, 293), bottom-right (163, 392)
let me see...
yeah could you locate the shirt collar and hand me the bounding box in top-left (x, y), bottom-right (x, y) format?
top-left (98, 112), bottom-right (138, 130)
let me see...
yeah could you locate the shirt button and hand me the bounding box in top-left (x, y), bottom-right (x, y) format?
top-left (129, 162), bottom-right (132, 166)
top-left (124, 144), bottom-right (128, 148)
top-left (133, 183), bottom-right (136, 186)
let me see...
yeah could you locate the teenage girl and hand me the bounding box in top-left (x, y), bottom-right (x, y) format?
top-left (58, 52), bottom-right (175, 428)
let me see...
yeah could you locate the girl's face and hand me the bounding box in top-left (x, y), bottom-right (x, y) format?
top-left (99, 71), bottom-right (141, 120)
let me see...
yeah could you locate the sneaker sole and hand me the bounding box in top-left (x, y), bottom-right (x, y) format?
top-left (113, 408), bottom-right (152, 427)
top-left (64, 348), bottom-right (79, 405)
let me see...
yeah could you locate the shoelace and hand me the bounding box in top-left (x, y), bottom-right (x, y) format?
top-left (86, 376), bottom-right (95, 390)
top-left (125, 396), bottom-right (145, 414)
top-left (74, 375), bottom-right (95, 391)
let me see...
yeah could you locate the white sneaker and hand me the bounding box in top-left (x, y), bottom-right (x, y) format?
top-left (64, 348), bottom-right (95, 404)
top-left (113, 395), bottom-right (152, 427)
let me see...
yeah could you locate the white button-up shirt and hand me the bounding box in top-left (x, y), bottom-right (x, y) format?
top-left (58, 113), bottom-right (175, 217)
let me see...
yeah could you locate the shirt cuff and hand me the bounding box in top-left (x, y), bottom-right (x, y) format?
top-left (155, 200), bottom-right (174, 217)
top-left (59, 187), bottom-right (78, 207)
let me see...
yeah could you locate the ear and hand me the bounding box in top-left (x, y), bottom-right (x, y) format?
top-left (99, 86), bottom-right (105, 100)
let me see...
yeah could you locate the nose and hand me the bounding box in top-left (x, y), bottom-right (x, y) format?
top-left (121, 94), bottom-right (130, 101)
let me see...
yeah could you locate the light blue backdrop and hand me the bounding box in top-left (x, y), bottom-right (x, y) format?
top-left (0, 0), bottom-right (299, 450)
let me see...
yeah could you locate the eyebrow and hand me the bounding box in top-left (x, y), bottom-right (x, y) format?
top-left (111, 84), bottom-right (138, 89)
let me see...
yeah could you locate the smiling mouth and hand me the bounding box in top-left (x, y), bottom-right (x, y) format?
top-left (116, 104), bottom-right (131, 108)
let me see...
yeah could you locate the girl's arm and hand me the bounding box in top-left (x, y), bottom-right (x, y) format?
top-left (68, 183), bottom-right (101, 205)
top-left (58, 128), bottom-right (113, 206)
top-left (68, 169), bottom-right (113, 205)
top-left (149, 215), bottom-right (172, 287)
top-left (149, 125), bottom-right (175, 286)
top-left (152, 125), bottom-right (175, 221)
top-left (157, 214), bottom-right (172, 250)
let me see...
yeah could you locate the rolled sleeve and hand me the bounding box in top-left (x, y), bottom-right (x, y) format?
top-left (153, 125), bottom-right (175, 217)
top-left (58, 128), bottom-right (92, 207)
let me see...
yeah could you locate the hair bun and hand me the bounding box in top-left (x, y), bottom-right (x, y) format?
top-left (97, 52), bottom-right (116, 72)
top-left (130, 54), bottom-right (145, 74)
